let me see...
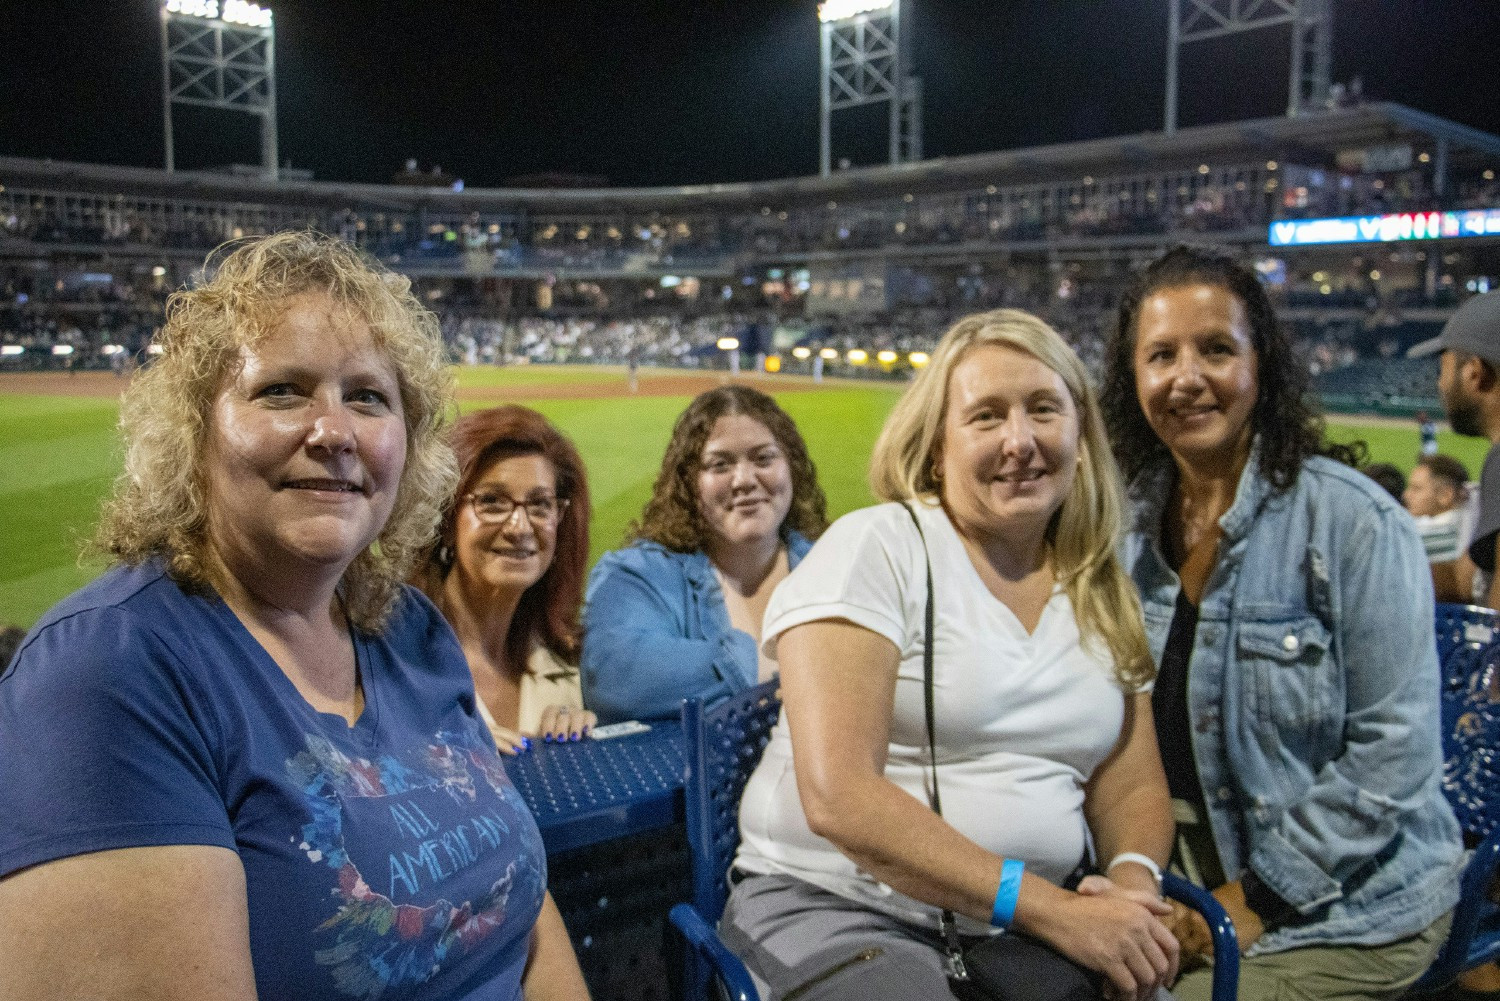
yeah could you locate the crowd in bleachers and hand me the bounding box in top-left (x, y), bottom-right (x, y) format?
top-left (7, 146), bottom-right (1498, 275)
top-left (1, 256), bottom-right (1476, 419)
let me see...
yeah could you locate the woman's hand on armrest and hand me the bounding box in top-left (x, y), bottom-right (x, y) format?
top-left (0, 844), bottom-right (257, 1001)
top-left (1017, 875), bottom-right (1178, 1001)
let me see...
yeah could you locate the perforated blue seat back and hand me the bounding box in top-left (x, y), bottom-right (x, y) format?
top-left (680, 679), bottom-right (782, 923)
top-left (1435, 602), bottom-right (1498, 668)
top-left (1440, 637), bottom-right (1500, 843)
top-left (1417, 629), bottom-right (1500, 989)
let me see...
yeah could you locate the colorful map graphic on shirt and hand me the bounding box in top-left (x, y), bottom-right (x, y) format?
top-left (284, 721), bottom-right (542, 998)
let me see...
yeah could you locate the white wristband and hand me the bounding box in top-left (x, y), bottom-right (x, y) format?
top-left (1106, 852), bottom-right (1163, 887)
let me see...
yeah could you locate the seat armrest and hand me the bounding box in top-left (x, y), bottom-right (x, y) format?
top-left (1163, 872), bottom-right (1240, 1001)
top-left (670, 902), bottom-right (760, 1001)
top-left (1417, 831), bottom-right (1500, 989)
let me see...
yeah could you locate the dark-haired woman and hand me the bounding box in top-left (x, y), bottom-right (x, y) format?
top-left (582, 386), bottom-right (828, 723)
top-left (1102, 245), bottom-right (1462, 1000)
top-left (414, 405), bottom-right (597, 752)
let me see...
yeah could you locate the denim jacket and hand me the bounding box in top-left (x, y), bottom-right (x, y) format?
top-left (581, 533), bottom-right (813, 724)
top-left (1122, 449), bottom-right (1462, 953)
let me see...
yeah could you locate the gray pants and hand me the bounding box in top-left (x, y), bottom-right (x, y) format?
top-left (719, 873), bottom-right (963, 1000)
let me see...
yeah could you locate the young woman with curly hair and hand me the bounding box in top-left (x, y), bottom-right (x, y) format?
top-left (581, 385), bottom-right (828, 723)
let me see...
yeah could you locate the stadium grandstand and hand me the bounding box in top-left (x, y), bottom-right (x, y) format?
top-left (4, 100), bottom-right (1500, 414)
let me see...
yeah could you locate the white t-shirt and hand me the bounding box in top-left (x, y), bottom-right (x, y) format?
top-left (733, 500), bottom-right (1130, 931)
top-left (1415, 508), bottom-right (1465, 564)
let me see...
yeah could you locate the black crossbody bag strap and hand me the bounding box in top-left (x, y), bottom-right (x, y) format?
top-left (900, 501), bottom-right (971, 983)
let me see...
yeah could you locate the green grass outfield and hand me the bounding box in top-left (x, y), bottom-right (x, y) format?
top-left (0, 366), bottom-right (1488, 629)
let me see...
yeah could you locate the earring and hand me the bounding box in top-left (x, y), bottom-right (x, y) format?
top-left (437, 544), bottom-right (454, 569)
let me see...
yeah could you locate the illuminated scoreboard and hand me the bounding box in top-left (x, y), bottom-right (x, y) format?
top-left (1269, 209), bottom-right (1500, 247)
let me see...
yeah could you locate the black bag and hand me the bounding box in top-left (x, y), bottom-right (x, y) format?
top-left (901, 503), bottom-right (1104, 1001)
top-left (951, 930), bottom-right (1102, 1001)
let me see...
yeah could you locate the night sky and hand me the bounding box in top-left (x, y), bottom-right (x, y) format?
top-left (2, 1), bottom-right (1497, 188)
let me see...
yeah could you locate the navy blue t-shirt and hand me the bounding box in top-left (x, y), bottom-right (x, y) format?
top-left (0, 561), bottom-right (546, 1001)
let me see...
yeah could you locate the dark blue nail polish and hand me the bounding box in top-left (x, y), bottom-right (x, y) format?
top-left (570, 732), bottom-right (581, 742)
top-left (521, 737), bottom-right (532, 751)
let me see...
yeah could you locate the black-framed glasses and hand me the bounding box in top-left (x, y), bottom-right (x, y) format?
top-left (463, 491), bottom-right (569, 525)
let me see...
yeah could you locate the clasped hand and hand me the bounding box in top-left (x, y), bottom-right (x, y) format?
top-left (1052, 874), bottom-right (1178, 1001)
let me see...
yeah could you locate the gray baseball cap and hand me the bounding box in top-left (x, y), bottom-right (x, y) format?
top-left (1408, 290), bottom-right (1500, 364)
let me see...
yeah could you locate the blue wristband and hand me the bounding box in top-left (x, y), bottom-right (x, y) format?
top-left (991, 858), bottom-right (1024, 928)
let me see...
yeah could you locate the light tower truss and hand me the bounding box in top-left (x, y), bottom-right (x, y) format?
top-left (160, 0), bottom-right (278, 178)
top-left (1164, 0), bottom-right (1331, 134)
top-left (818, 0), bottom-right (921, 176)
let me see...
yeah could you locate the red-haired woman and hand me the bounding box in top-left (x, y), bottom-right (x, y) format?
top-left (415, 405), bottom-right (597, 752)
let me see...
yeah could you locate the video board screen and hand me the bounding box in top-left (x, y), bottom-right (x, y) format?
top-left (1269, 209), bottom-right (1500, 246)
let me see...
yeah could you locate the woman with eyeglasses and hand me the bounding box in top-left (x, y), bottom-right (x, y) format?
top-left (582, 386), bottom-right (828, 723)
top-left (413, 405), bottom-right (597, 753)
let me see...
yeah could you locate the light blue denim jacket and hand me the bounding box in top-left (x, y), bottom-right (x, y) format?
top-left (1122, 448), bottom-right (1462, 953)
top-left (581, 533), bottom-right (813, 724)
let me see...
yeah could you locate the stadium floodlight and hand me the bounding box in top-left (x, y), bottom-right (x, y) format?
top-left (820, 348), bottom-right (839, 360)
top-left (1164, 0), bottom-right (1329, 132)
top-left (164, 1), bottom-right (272, 27)
top-left (818, 0), bottom-right (918, 174)
top-left (160, 0), bottom-right (277, 177)
top-left (51, 345), bottom-right (76, 356)
top-left (717, 337), bottom-right (741, 351)
top-left (223, 0), bottom-right (272, 27)
top-left (148, 344), bottom-right (166, 356)
top-left (0, 345), bottom-right (24, 357)
top-left (165, 0), bottom-right (219, 17)
top-left (876, 350), bottom-right (898, 364)
top-left (908, 351), bottom-right (930, 368)
top-left (101, 344), bottom-right (125, 356)
top-left (792, 346), bottom-right (812, 360)
top-left (847, 349), bottom-right (869, 365)
top-left (817, 0), bottom-right (892, 22)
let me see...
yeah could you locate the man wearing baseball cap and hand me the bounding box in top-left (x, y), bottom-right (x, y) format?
top-left (1411, 289), bottom-right (1500, 608)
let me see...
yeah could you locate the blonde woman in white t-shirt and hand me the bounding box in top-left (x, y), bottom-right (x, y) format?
top-left (724, 310), bottom-right (1177, 1001)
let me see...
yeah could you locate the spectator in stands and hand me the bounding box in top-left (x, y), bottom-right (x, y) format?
top-left (1417, 410), bottom-right (1439, 456)
top-left (0, 232), bottom-right (588, 1001)
top-left (1359, 461), bottom-right (1406, 501)
top-left (1403, 453), bottom-right (1474, 601)
top-left (582, 386), bottom-right (827, 723)
top-left (412, 405), bottom-right (596, 752)
top-left (723, 310), bottom-right (1176, 1001)
top-left (1412, 290), bottom-right (1500, 607)
top-left (1104, 245), bottom-right (1461, 1001)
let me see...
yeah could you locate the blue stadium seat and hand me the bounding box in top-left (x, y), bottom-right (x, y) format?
top-left (1435, 603), bottom-right (1499, 667)
top-left (671, 679), bottom-right (1239, 1001)
top-left (1415, 636), bottom-right (1500, 990)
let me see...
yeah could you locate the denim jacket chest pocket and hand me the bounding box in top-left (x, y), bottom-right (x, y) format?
top-left (1235, 615), bottom-right (1339, 764)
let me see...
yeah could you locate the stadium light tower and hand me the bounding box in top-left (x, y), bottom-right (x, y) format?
top-left (160, 0), bottom-right (278, 178)
top-left (1164, 0), bottom-right (1331, 134)
top-left (817, 0), bottom-right (922, 176)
